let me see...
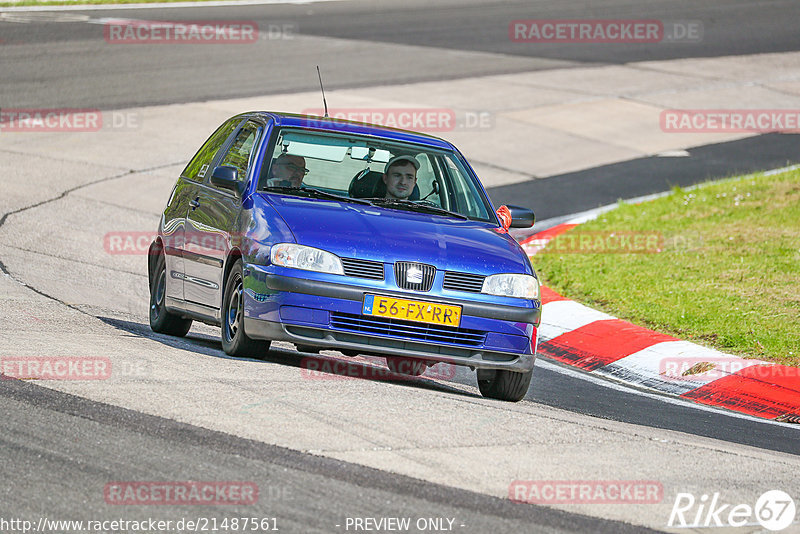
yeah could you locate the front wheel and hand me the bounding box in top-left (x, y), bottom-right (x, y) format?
top-left (477, 369), bottom-right (532, 402)
top-left (221, 259), bottom-right (270, 357)
top-left (149, 252), bottom-right (192, 337)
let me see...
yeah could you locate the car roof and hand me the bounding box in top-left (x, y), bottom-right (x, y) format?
top-left (241, 111), bottom-right (457, 151)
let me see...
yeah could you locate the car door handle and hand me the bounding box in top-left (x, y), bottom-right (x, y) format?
top-left (189, 197), bottom-right (200, 210)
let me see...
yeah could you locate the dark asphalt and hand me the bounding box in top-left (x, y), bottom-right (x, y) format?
top-left (0, 378), bottom-right (654, 534)
top-left (2, 0), bottom-right (800, 108)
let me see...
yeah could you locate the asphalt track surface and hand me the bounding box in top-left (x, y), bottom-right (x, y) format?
top-left (2, 0), bottom-right (800, 109)
top-left (2, 0), bottom-right (800, 531)
top-left (3, 379), bottom-right (650, 534)
top-left (99, 318), bottom-right (800, 457)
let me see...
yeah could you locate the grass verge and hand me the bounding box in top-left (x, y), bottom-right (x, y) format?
top-left (532, 168), bottom-right (800, 367)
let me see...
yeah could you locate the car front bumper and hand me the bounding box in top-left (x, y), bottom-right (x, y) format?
top-left (242, 266), bottom-right (540, 373)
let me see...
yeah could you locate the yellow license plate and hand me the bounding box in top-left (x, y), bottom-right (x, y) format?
top-left (363, 295), bottom-right (462, 327)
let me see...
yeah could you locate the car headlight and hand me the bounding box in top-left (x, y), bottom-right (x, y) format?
top-left (270, 244), bottom-right (344, 275)
top-left (482, 273), bottom-right (539, 299)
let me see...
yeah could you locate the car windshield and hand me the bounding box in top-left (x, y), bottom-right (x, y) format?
top-left (258, 128), bottom-right (495, 222)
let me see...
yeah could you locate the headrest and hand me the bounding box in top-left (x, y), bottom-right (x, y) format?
top-left (349, 170), bottom-right (385, 198)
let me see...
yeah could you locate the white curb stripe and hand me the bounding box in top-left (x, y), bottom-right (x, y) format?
top-left (538, 300), bottom-right (614, 342)
top-left (598, 341), bottom-right (774, 395)
top-left (600, 342), bottom-right (732, 395)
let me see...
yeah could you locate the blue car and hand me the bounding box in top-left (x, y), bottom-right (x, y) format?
top-left (148, 112), bottom-right (540, 401)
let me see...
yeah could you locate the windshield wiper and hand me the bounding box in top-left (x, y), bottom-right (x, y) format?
top-left (367, 198), bottom-right (469, 220)
top-left (262, 186), bottom-right (372, 205)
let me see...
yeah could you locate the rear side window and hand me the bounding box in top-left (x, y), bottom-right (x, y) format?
top-left (182, 118), bottom-right (241, 182)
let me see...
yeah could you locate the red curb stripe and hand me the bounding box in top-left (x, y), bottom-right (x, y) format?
top-left (680, 364), bottom-right (800, 419)
top-left (520, 223), bottom-right (578, 246)
top-left (538, 319), bottom-right (676, 371)
top-left (540, 286), bottom-right (568, 304)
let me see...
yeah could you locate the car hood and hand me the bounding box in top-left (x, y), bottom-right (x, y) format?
top-left (262, 194), bottom-right (533, 275)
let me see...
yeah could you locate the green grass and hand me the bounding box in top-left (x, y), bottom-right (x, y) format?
top-left (533, 168), bottom-right (800, 367)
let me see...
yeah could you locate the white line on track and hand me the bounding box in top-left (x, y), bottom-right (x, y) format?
top-left (521, 163), bottom-right (800, 235)
top-left (535, 358), bottom-right (799, 429)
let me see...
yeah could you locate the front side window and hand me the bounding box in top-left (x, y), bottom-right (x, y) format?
top-left (258, 129), bottom-right (494, 222)
top-left (218, 121), bottom-right (262, 183)
top-left (182, 118), bottom-right (241, 182)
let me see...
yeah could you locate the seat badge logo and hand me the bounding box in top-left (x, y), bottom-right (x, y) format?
top-left (406, 265), bottom-right (423, 284)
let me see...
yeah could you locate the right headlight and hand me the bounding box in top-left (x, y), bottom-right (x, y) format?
top-left (270, 244), bottom-right (344, 275)
top-left (482, 273), bottom-right (540, 299)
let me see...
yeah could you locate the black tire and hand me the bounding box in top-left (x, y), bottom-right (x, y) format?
top-left (477, 369), bottom-right (532, 402)
top-left (221, 259), bottom-right (271, 357)
top-left (386, 356), bottom-right (427, 377)
top-left (149, 252), bottom-right (192, 337)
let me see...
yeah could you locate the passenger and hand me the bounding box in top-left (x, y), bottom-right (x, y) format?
top-left (267, 154), bottom-right (308, 188)
top-left (382, 155), bottom-right (419, 200)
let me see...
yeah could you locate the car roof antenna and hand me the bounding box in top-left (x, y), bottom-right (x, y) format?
top-left (316, 66), bottom-right (329, 118)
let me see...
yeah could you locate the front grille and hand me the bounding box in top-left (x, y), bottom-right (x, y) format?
top-left (394, 262), bottom-right (436, 291)
top-left (330, 312), bottom-right (486, 347)
top-left (341, 257), bottom-right (384, 280)
top-left (443, 271), bottom-right (485, 293)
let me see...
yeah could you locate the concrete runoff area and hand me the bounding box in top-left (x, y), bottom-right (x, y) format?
top-left (1, 50), bottom-right (800, 531)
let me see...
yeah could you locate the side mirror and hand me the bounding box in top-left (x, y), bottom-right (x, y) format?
top-left (210, 165), bottom-right (242, 194)
top-left (498, 205), bottom-right (535, 229)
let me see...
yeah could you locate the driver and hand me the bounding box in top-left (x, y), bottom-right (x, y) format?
top-left (382, 155), bottom-right (419, 199)
top-left (267, 154), bottom-right (308, 188)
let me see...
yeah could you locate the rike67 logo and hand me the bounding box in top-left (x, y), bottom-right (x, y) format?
top-left (668, 490), bottom-right (796, 531)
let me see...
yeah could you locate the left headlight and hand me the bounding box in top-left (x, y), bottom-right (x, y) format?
top-left (270, 244), bottom-right (344, 275)
top-left (482, 273), bottom-right (539, 299)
